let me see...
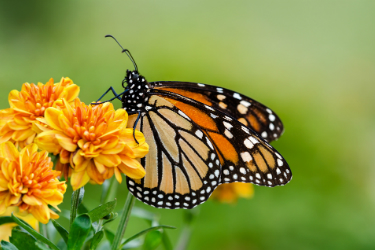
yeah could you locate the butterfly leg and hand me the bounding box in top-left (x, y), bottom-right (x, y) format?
top-left (132, 111), bottom-right (142, 145)
top-left (91, 87), bottom-right (127, 105)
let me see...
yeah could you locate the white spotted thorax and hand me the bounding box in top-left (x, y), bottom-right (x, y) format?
top-left (121, 70), bottom-right (150, 114)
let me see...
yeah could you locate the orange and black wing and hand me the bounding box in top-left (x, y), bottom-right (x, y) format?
top-left (150, 89), bottom-right (292, 187)
top-left (152, 81), bottom-right (283, 142)
top-left (127, 95), bottom-right (222, 209)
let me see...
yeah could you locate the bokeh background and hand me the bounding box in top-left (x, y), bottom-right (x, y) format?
top-left (1, 1), bottom-right (374, 249)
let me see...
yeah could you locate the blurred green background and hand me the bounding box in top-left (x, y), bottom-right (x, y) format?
top-left (1, 1), bottom-right (374, 249)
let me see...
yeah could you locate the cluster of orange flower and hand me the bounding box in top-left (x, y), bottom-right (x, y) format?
top-left (0, 77), bottom-right (253, 232)
top-left (0, 77), bottom-right (148, 226)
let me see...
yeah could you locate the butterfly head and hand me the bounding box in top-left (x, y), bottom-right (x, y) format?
top-left (121, 70), bottom-right (150, 114)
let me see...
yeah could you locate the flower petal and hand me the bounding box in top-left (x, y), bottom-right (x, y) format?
top-left (22, 195), bottom-right (43, 206)
top-left (55, 134), bottom-right (77, 152)
top-left (95, 154), bottom-right (121, 167)
top-left (70, 170), bottom-right (90, 191)
top-left (44, 108), bottom-right (64, 131)
top-left (35, 131), bottom-right (63, 154)
top-left (117, 156), bottom-right (145, 179)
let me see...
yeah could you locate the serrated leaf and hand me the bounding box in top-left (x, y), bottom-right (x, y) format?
top-left (51, 219), bottom-right (69, 244)
top-left (143, 230), bottom-right (162, 250)
top-left (67, 214), bottom-right (92, 250)
top-left (0, 240), bottom-right (18, 250)
top-left (121, 225), bottom-right (176, 249)
top-left (90, 230), bottom-right (104, 250)
top-left (11, 214), bottom-right (59, 250)
top-left (87, 200), bottom-right (117, 223)
top-left (9, 229), bottom-right (42, 250)
top-left (104, 229), bottom-right (115, 244)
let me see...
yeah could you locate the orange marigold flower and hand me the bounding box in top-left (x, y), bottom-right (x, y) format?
top-left (35, 99), bottom-right (149, 190)
top-left (0, 77), bottom-right (79, 148)
top-left (0, 207), bottom-right (39, 241)
top-left (0, 142), bottom-right (67, 224)
top-left (211, 182), bottom-right (254, 204)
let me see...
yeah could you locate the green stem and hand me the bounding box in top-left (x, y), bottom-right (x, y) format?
top-left (175, 226), bottom-right (191, 250)
top-left (39, 222), bottom-right (48, 239)
top-left (104, 176), bottom-right (119, 204)
top-left (111, 192), bottom-right (136, 250)
top-left (70, 187), bottom-right (84, 227)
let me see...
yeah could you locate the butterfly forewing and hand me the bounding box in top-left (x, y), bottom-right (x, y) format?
top-left (151, 89), bottom-right (292, 187)
top-left (126, 95), bottom-right (221, 209)
top-left (152, 81), bottom-right (283, 142)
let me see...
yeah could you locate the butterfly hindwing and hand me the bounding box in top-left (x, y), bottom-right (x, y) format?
top-left (152, 81), bottom-right (283, 142)
top-left (150, 89), bottom-right (292, 187)
top-left (126, 95), bottom-right (221, 209)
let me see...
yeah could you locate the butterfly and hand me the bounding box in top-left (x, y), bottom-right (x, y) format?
top-left (97, 35), bottom-right (292, 209)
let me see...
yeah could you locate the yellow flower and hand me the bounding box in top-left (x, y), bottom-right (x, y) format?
top-left (211, 183), bottom-right (254, 204)
top-left (0, 207), bottom-right (39, 241)
top-left (0, 142), bottom-right (66, 224)
top-left (35, 99), bottom-right (149, 190)
top-left (0, 77), bottom-right (79, 148)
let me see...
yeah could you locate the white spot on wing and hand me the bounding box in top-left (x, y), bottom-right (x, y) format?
top-left (195, 130), bottom-right (203, 139)
top-left (224, 129), bottom-right (233, 138)
top-left (233, 93), bottom-right (242, 100)
top-left (178, 110), bottom-right (191, 120)
top-left (241, 152), bottom-right (252, 162)
top-left (244, 139), bottom-right (254, 149)
top-left (197, 83), bottom-right (205, 87)
top-left (240, 100), bottom-right (251, 107)
top-left (206, 138), bottom-right (214, 150)
top-left (223, 121), bottom-right (233, 130)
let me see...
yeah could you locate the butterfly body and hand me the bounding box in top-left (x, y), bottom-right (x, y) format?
top-left (114, 69), bottom-right (292, 209)
top-left (121, 70), bottom-right (150, 114)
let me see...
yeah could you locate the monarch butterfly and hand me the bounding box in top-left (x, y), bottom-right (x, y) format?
top-left (97, 35), bottom-right (292, 209)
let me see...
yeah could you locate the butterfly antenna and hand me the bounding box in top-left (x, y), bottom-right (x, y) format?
top-left (105, 34), bottom-right (138, 72)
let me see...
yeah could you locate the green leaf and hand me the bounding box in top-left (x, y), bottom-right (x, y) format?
top-left (143, 230), bottom-right (162, 250)
top-left (122, 225), bottom-right (176, 249)
top-left (9, 229), bottom-right (42, 250)
top-left (90, 230), bottom-right (104, 250)
top-left (51, 219), bottom-right (69, 244)
top-left (35, 242), bottom-right (51, 250)
top-left (87, 199), bottom-right (117, 223)
top-left (102, 212), bottom-right (118, 226)
top-left (104, 229), bottom-right (115, 244)
top-left (11, 214), bottom-right (59, 250)
top-left (67, 214), bottom-right (92, 250)
top-left (78, 203), bottom-right (89, 214)
top-left (0, 240), bottom-right (18, 250)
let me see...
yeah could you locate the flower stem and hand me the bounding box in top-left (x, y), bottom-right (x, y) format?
top-left (103, 176), bottom-right (119, 204)
top-left (175, 226), bottom-right (191, 250)
top-left (70, 187), bottom-right (84, 227)
top-left (111, 192), bottom-right (136, 250)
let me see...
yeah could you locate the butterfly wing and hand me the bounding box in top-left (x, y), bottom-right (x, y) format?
top-left (150, 89), bottom-right (292, 187)
top-left (152, 81), bottom-right (283, 142)
top-left (126, 95), bottom-right (222, 209)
